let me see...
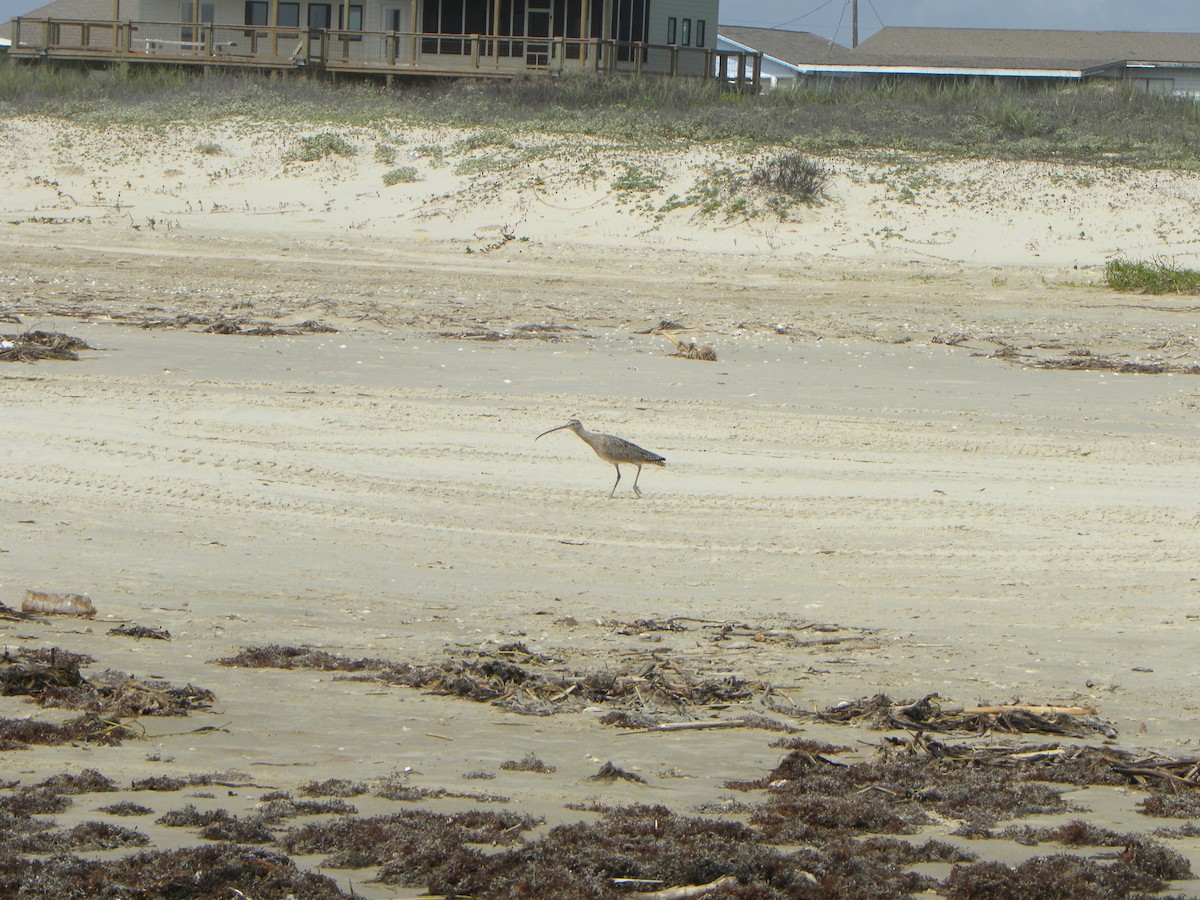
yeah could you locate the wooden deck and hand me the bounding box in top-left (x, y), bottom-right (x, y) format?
top-left (8, 17), bottom-right (763, 87)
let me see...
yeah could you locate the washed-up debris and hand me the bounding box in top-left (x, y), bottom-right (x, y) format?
top-left (1017, 354), bottom-right (1200, 375)
top-left (655, 329), bottom-right (718, 361)
top-left (0, 844), bottom-right (348, 898)
top-left (0, 601), bottom-right (39, 621)
top-left (0, 331), bottom-right (92, 362)
top-left (589, 762), bottom-right (646, 784)
top-left (0, 647), bottom-right (92, 696)
top-left (212, 319), bottom-right (338, 336)
top-left (21, 590), bottom-right (96, 617)
top-left (782, 692), bottom-right (1117, 739)
top-left (140, 313), bottom-right (336, 335)
top-left (214, 644), bottom-right (752, 716)
top-left (0, 712), bottom-right (129, 749)
top-left (107, 623), bottom-right (171, 641)
top-left (0, 646), bottom-right (214, 719)
top-left (500, 752), bottom-right (557, 774)
top-left (438, 323), bottom-right (574, 342)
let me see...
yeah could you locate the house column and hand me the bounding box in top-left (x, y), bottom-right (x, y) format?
top-left (410, 0), bottom-right (418, 61)
top-left (342, 0), bottom-right (351, 32)
top-left (492, 0), bottom-right (500, 62)
top-left (578, 0), bottom-right (588, 68)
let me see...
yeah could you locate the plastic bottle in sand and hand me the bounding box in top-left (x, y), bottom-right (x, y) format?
top-left (21, 590), bottom-right (97, 617)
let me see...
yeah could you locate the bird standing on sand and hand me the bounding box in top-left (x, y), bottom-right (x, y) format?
top-left (535, 419), bottom-right (666, 498)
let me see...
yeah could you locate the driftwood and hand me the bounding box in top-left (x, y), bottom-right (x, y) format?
top-left (629, 876), bottom-right (739, 899)
top-left (622, 719), bottom-right (746, 734)
top-left (653, 328), bottom-right (717, 361)
top-left (1112, 757), bottom-right (1200, 788)
top-left (962, 704), bottom-right (1098, 716)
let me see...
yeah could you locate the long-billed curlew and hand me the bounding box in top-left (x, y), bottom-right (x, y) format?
top-left (535, 419), bottom-right (665, 498)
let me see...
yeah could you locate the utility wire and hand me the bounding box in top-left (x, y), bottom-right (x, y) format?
top-left (770, 0), bottom-right (841, 30)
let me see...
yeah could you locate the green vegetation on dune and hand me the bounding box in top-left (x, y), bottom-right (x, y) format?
top-left (1105, 258), bottom-right (1200, 294)
top-left (1, 62), bottom-right (1199, 167)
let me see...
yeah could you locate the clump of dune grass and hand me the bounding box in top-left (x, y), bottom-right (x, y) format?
top-left (195, 141), bottom-right (222, 156)
top-left (750, 153), bottom-right (830, 203)
top-left (1104, 258), bottom-right (1200, 294)
top-left (381, 166), bottom-right (419, 186)
top-left (285, 132), bottom-right (356, 162)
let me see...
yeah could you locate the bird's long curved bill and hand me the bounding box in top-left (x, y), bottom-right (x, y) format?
top-left (535, 423), bottom-right (572, 441)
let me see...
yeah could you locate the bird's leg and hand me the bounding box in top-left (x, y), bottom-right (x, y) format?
top-left (609, 464), bottom-right (621, 498)
top-left (632, 464), bottom-right (643, 498)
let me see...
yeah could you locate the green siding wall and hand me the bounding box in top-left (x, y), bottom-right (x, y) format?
top-left (649, 0), bottom-right (716, 48)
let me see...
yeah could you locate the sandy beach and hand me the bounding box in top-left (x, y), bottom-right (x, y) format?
top-left (3, 116), bottom-right (1200, 896)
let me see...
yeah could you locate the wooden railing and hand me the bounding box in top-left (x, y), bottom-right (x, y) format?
top-left (10, 17), bottom-right (760, 87)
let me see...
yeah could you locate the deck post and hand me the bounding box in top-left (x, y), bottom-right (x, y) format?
top-left (470, 33), bottom-right (479, 69)
top-left (752, 52), bottom-right (762, 91)
top-left (579, 0), bottom-right (588, 70)
top-left (634, 40), bottom-right (642, 75)
top-left (192, 0), bottom-right (199, 38)
top-left (492, 0), bottom-right (500, 65)
top-left (268, 0), bottom-right (277, 54)
top-left (110, 0), bottom-right (118, 49)
top-left (668, 44), bottom-right (677, 77)
top-left (736, 51), bottom-right (745, 90)
top-left (410, 0), bottom-right (418, 64)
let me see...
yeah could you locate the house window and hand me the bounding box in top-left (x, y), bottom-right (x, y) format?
top-left (337, 4), bottom-right (363, 30)
top-left (308, 3), bottom-right (331, 29)
top-left (245, 0), bottom-right (268, 25)
top-left (681, 18), bottom-right (691, 46)
top-left (696, 19), bottom-right (705, 47)
top-left (277, 2), bottom-right (299, 26)
top-left (667, 16), bottom-right (676, 44)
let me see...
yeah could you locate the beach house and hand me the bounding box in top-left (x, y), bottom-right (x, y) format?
top-left (5, 0), bottom-right (729, 81)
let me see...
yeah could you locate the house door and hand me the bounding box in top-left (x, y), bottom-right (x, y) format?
top-left (307, 3), bottom-right (331, 58)
top-left (525, 1), bottom-right (552, 67)
top-left (179, 1), bottom-right (214, 43)
top-left (382, 4), bottom-right (413, 62)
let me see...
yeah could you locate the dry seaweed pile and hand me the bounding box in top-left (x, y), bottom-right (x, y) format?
top-left (1017, 354), bottom-right (1200, 375)
top-left (139, 313), bottom-right (337, 335)
top-left (3, 743), bottom-right (1197, 899)
top-left (779, 692), bottom-right (1118, 740)
top-left (215, 642), bottom-right (753, 717)
top-left (438, 323), bottom-right (578, 342)
top-left (272, 800), bottom-right (1189, 899)
top-left (0, 844), bottom-right (347, 899)
top-left (0, 330), bottom-right (91, 362)
top-left (1, 646), bottom-right (213, 717)
top-left (108, 623), bottom-right (171, 641)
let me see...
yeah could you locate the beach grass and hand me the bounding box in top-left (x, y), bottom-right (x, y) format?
top-left (1104, 258), bottom-right (1200, 294)
top-left (2, 62), bottom-right (1200, 167)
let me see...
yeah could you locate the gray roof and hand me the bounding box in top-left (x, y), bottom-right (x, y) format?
top-left (847, 27), bottom-right (1200, 72)
top-left (1, 0), bottom-right (129, 39)
top-left (717, 25), bottom-right (850, 66)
